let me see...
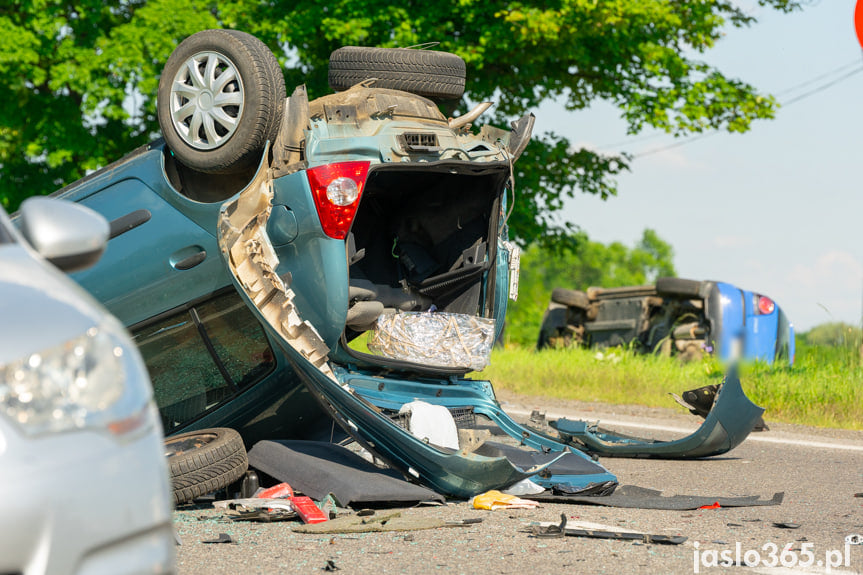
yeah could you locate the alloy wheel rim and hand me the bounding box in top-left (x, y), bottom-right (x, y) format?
top-left (170, 51), bottom-right (244, 150)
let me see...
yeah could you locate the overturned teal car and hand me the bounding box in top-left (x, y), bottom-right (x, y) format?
top-left (46, 30), bottom-right (763, 497)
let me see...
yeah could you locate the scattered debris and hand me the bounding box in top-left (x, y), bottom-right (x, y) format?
top-left (530, 514), bottom-right (566, 538)
top-left (322, 559), bottom-right (340, 571)
top-left (530, 485), bottom-right (784, 510)
top-left (293, 496), bottom-right (329, 524)
top-left (201, 533), bottom-right (236, 545)
top-left (471, 490), bottom-right (540, 510)
top-left (213, 498), bottom-right (295, 513)
top-left (445, 518), bottom-right (483, 526)
top-left (528, 514), bottom-right (687, 545)
top-left (772, 522), bottom-right (801, 529)
top-left (257, 482), bottom-right (294, 499)
top-left (846, 534), bottom-right (863, 545)
top-left (502, 478), bottom-right (545, 496)
top-left (292, 511), bottom-right (478, 534)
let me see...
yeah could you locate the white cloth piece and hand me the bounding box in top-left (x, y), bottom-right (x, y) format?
top-left (398, 400), bottom-right (459, 450)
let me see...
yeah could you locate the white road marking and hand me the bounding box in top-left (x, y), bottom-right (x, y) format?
top-left (505, 408), bottom-right (863, 453)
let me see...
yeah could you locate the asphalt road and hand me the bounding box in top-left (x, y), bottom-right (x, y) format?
top-left (174, 393), bottom-right (863, 574)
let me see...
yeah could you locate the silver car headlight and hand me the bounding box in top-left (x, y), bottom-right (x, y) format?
top-left (0, 322), bottom-right (148, 436)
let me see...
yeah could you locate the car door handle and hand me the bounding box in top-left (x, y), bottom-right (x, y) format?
top-left (170, 246), bottom-right (207, 270)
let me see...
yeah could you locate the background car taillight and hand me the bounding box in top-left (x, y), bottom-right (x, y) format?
top-left (757, 295), bottom-right (775, 315)
top-left (307, 161), bottom-right (370, 239)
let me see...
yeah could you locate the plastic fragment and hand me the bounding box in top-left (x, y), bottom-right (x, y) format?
top-left (772, 522), bottom-right (801, 529)
top-left (202, 533), bottom-right (236, 544)
top-left (699, 502), bottom-right (721, 510)
top-left (293, 495), bottom-right (329, 524)
top-left (471, 490), bottom-right (540, 510)
top-left (256, 482), bottom-right (295, 499)
top-left (503, 478), bottom-right (545, 496)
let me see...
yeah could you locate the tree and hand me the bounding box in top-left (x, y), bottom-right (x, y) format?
top-left (1, 0), bottom-right (802, 245)
top-left (503, 229), bottom-right (676, 345)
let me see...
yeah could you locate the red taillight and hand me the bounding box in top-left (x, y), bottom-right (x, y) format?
top-left (306, 161), bottom-right (370, 239)
top-left (757, 295), bottom-right (775, 315)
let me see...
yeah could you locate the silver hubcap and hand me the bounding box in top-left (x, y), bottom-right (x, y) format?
top-left (170, 51), bottom-right (244, 150)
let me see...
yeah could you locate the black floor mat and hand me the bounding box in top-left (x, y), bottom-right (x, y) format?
top-left (247, 440), bottom-right (444, 507)
top-left (472, 441), bottom-right (611, 476)
top-left (530, 485), bottom-right (784, 510)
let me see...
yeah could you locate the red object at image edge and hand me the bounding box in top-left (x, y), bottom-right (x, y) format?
top-left (856, 0), bottom-right (863, 50)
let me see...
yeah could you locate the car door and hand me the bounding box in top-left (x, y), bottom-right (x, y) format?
top-left (70, 173), bottom-right (231, 326)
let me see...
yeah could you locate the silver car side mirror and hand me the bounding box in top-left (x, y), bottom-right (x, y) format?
top-left (18, 197), bottom-right (109, 272)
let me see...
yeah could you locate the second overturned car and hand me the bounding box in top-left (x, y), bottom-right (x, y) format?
top-left (49, 30), bottom-right (763, 497)
top-left (538, 277), bottom-right (794, 365)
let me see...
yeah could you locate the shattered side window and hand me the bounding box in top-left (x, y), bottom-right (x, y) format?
top-left (194, 295), bottom-right (276, 386)
top-left (133, 289), bottom-right (275, 432)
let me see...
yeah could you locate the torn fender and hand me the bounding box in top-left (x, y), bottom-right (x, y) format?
top-left (216, 154), bottom-right (559, 498)
top-left (552, 369), bottom-right (763, 459)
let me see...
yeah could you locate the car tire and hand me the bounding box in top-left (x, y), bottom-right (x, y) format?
top-left (550, 287), bottom-right (590, 309)
top-left (328, 47), bottom-right (466, 100)
top-left (165, 427), bottom-right (248, 505)
top-left (655, 277), bottom-right (703, 298)
top-left (157, 29), bottom-right (286, 174)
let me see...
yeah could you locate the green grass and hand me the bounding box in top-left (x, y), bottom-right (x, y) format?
top-left (479, 343), bottom-right (863, 430)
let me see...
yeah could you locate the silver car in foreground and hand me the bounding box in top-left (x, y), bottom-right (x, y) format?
top-left (0, 198), bottom-right (175, 575)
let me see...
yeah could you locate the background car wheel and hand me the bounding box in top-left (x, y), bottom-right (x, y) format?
top-left (655, 277), bottom-right (703, 298)
top-left (165, 427), bottom-right (248, 505)
top-left (328, 46), bottom-right (466, 100)
top-left (550, 287), bottom-right (590, 309)
top-left (157, 29), bottom-right (286, 174)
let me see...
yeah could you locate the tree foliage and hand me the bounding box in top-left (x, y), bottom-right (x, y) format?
top-left (504, 228), bottom-right (677, 345)
top-left (1, 0), bottom-right (801, 244)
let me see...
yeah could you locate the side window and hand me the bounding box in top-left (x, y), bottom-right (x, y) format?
top-left (133, 290), bottom-right (275, 432)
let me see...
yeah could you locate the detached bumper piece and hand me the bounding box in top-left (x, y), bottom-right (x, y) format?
top-left (552, 369), bottom-right (763, 459)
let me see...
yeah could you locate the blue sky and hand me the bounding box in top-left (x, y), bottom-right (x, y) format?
top-left (533, 0), bottom-right (863, 332)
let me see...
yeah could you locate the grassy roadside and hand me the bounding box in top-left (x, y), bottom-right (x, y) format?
top-left (480, 343), bottom-right (863, 430)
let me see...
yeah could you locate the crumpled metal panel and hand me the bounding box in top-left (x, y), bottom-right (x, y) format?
top-left (552, 368), bottom-right (763, 459)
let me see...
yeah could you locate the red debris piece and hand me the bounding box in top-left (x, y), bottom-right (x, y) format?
top-left (256, 482), bottom-right (294, 499)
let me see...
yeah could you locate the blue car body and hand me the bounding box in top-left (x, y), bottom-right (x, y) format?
top-left (711, 282), bottom-right (795, 365)
top-left (40, 38), bottom-right (621, 495)
top-left (33, 33), bottom-right (766, 494)
top-left (539, 278), bottom-right (794, 366)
